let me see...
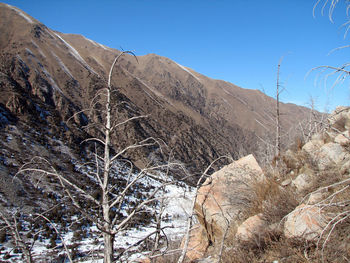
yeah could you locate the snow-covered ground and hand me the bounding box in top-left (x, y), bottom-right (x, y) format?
top-left (0, 155), bottom-right (194, 262)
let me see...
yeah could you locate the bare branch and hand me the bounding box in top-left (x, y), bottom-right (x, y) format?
top-left (35, 213), bottom-right (73, 263)
top-left (110, 137), bottom-right (158, 164)
top-left (110, 115), bottom-right (148, 132)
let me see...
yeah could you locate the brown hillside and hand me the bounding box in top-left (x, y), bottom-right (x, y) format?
top-left (0, 3), bottom-right (313, 175)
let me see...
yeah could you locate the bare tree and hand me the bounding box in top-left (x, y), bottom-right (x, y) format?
top-left (311, 0), bottom-right (350, 89)
top-left (17, 51), bottom-right (183, 262)
top-left (0, 209), bottom-right (36, 263)
top-left (276, 57), bottom-right (283, 158)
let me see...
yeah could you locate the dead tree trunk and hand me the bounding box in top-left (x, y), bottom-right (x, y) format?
top-left (276, 61), bottom-right (281, 158)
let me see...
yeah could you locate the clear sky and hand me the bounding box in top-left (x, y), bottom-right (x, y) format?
top-left (2, 0), bottom-right (350, 111)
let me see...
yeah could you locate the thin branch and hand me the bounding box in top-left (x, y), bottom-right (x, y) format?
top-left (110, 137), bottom-right (158, 164)
top-left (36, 213), bottom-right (73, 263)
top-left (110, 115), bottom-right (148, 132)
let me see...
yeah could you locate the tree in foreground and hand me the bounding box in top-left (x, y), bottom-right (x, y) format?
top-left (16, 51), bottom-right (184, 262)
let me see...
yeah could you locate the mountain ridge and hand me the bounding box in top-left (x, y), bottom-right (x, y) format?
top-left (0, 3), bottom-right (314, 176)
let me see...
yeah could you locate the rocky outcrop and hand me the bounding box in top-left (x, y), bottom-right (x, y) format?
top-left (185, 107), bottom-right (350, 261)
top-left (301, 107), bottom-right (350, 172)
top-left (186, 154), bottom-right (265, 261)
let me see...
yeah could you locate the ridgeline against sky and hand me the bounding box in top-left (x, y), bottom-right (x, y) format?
top-left (3, 0), bottom-right (350, 111)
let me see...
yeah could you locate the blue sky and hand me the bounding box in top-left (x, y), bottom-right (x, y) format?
top-left (2, 0), bottom-right (350, 111)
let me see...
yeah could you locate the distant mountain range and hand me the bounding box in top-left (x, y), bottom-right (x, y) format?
top-left (0, 3), bottom-right (312, 179)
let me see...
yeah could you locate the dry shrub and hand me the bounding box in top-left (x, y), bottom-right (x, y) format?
top-left (304, 174), bottom-right (350, 262)
top-left (281, 150), bottom-right (305, 174)
top-left (301, 163), bottom-right (344, 197)
top-left (317, 216), bottom-right (350, 263)
top-left (332, 115), bottom-right (347, 132)
top-left (248, 176), bottom-right (298, 224)
top-left (222, 231), bottom-right (318, 263)
top-left (289, 136), bottom-right (305, 152)
top-left (150, 239), bottom-right (181, 263)
top-left (248, 177), bottom-right (280, 215)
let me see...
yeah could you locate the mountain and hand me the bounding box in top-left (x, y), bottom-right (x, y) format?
top-left (0, 4), bottom-right (324, 262)
top-left (0, 3), bottom-right (312, 179)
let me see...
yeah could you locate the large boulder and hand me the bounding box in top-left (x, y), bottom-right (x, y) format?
top-left (302, 141), bottom-right (349, 170)
top-left (318, 142), bottom-right (349, 169)
top-left (186, 154), bottom-right (264, 261)
top-left (284, 204), bottom-right (327, 241)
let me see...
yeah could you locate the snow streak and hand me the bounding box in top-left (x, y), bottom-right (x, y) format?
top-left (83, 36), bottom-right (110, 51)
top-left (53, 32), bottom-right (98, 75)
top-left (175, 62), bottom-right (201, 82)
top-left (31, 39), bottom-right (47, 58)
top-left (51, 51), bottom-right (75, 79)
top-left (6, 4), bottom-right (33, 24)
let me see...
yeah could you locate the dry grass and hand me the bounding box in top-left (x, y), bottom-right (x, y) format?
top-left (148, 239), bottom-right (182, 263)
top-left (248, 175), bottom-right (298, 224)
top-left (221, 223), bottom-right (350, 263)
top-left (222, 235), bottom-right (318, 263)
top-left (221, 133), bottom-right (350, 262)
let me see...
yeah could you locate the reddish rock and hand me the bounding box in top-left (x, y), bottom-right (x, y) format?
top-left (186, 154), bottom-right (264, 261)
top-left (236, 213), bottom-right (266, 242)
top-left (284, 204), bottom-right (327, 240)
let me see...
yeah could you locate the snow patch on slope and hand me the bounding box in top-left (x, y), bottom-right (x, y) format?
top-left (25, 48), bottom-right (34, 57)
top-left (222, 98), bottom-right (233, 109)
top-left (45, 28), bottom-right (57, 40)
top-left (23, 48), bottom-right (62, 94)
top-left (175, 62), bottom-right (201, 82)
top-left (5, 4), bottom-right (33, 24)
top-left (53, 32), bottom-right (98, 75)
top-left (30, 39), bottom-right (38, 49)
top-left (222, 87), bottom-right (248, 106)
top-left (135, 76), bottom-right (175, 107)
top-left (123, 70), bottom-right (166, 108)
top-left (83, 36), bottom-right (110, 51)
top-left (222, 88), bottom-right (230, 95)
top-left (51, 51), bottom-right (75, 79)
top-left (42, 67), bottom-right (62, 93)
top-left (31, 39), bottom-right (47, 58)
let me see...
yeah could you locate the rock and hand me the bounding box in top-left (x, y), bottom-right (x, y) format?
top-left (284, 204), bottom-right (327, 240)
top-left (132, 258), bottom-right (150, 263)
top-left (281, 178), bottom-right (292, 187)
top-left (335, 132), bottom-right (350, 146)
top-left (236, 213), bottom-right (266, 242)
top-left (133, 258), bottom-right (150, 263)
top-left (186, 154), bottom-right (264, 261)
top-left (307, 192), bottom-right (326, 205)
top-left (184, 224), bottom-right (209, 261)
top-left (292, 173), bottom-right (314, 192)
top-left (302, 140), bottom-right (323, 156)
top-left (311, 133), bottom-right (324, 141)
top-left (318, 142), bottom-right (349, 170)
top-left (328, 106), bottom-right (350, 130)
top-left (341, 160), bottom-right (350, 176)
top-left (303, 140), bottom-right (349, 170)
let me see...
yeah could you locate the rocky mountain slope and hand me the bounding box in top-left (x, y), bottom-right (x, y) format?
top-left (0, 3), bottom-right (338, 262)
top-left (0, 3), bottom-right (312, 178)
top-left (185, 106), bottom-right (350, 263)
